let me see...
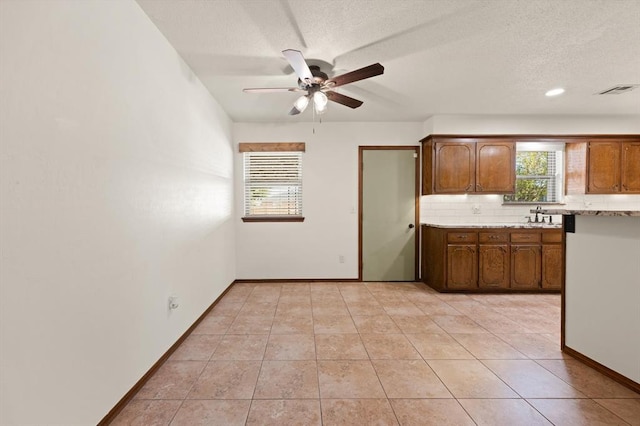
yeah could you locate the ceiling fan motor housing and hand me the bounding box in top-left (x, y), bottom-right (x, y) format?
top-left (299, 65), bottom-right (329, 89)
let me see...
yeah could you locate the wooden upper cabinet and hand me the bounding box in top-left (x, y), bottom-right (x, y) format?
top-left (434, 141), bottom-right (475, 193)
top-left (421, 134), bottom-right (638, 195)
top-left (422, 137), bottom-right (514, 194)
top-left (588, 141), bottom-right (621, 193)
top-left (476, 141), bottom-right (515, 193)
top-left (566, 138), bottom-right (640, 194)
top-left (622, 141), bottom-right (640, 193)
top-left (565, 142), bottom-right (588, 195)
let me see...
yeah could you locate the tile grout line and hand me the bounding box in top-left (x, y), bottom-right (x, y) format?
top-left (308, 283), bottom-right (324, 425)
top-left (169, 286), bottom-right (252, 424)
top-left (359, 284), bottom-right (406, 426)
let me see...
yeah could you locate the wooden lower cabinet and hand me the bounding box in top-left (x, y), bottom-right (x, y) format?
top-left (422, 225), bottom-right (562, 292)
top-left (447, 244), bottom-right (478, 289)
top-left (541, 244), bottom-right (563, 289)
top-left (479, 244), bottom-right (509, 289)
top-left (478, 231), bottom-right (509, 289)
top-left (511, 245), bottom-right (541, 289)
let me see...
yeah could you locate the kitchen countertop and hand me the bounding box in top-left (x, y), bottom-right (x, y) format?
top-left (421, 223), bottom-right (562, 229)
top-left (532, 209), bottom-right (640, 217)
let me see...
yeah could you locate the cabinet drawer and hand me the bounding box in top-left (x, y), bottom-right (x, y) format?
top-left (511, 232), bottom-right (541, 243)
top-left (542, 232), bottom-right (563, 243)
top-left (479, 232), bottom-right (508, 243)
top-left (447, 232), bottom-right (477, 243)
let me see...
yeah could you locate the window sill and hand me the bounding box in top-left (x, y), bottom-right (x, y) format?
top-left (241, 216), bottom-right (305, 223)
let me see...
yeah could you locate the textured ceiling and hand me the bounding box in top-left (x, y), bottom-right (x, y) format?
top-left (136, 0), bottom-right (640, 123)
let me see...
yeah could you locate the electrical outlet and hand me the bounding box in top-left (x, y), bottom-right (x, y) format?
top-left (338, 255), bottom-right (345, 263)
top-left (472, 204), bottom-right (481, 214)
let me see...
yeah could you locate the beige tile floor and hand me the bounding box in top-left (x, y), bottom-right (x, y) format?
top-left (112, 282), bottom-right (640, 425)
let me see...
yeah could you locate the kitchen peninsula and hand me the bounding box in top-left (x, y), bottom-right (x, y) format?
top-left (538, 209), bottom-right (640, 392)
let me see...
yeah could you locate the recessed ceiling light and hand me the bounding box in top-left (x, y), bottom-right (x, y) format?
top-left (545, 88), bottom-right (565, 97)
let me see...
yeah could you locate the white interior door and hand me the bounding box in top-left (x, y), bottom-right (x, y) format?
top-left (362, 148), bottom-right (417, 281)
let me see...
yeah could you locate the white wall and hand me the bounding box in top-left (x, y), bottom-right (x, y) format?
top-left (565, 216), bottom-right (640, 383)
top-left (234, 122), bottom-right (423, 279)
top-left (0, 1), bottom-right (235, 424)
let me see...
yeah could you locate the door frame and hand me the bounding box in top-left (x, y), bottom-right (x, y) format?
top-left (358, 146), bottom-right (421, 281)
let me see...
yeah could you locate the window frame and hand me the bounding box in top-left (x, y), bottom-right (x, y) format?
top-left (503, 142), bottom-right (565, 205)
top-left (239, 142), bottom-right (305, 223)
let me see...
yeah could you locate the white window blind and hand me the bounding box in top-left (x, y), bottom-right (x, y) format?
top-left (243, 151), bottom-right (303, 216)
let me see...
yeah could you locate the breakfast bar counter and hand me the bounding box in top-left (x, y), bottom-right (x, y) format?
top-left (537, 209), bottom-right (640, 391)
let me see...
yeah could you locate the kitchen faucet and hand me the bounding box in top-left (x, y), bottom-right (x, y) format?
top-left (534, 205), bottom-right (542, 223)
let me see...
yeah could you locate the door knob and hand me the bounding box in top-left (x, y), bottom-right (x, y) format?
top-left (408, 224), bottom-right (415, 229)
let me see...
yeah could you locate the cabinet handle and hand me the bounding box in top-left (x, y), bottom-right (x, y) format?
top-left (466, 184), bottom-right (474, 192)
top-left (458, 235), bottom-right (468, 239)
top-left (476, 184), bottom-right (483, 191)
top-left (489, 235), bottom-right (499, 240)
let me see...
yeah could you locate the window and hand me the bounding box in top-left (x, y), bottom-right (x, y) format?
top-left (504, 142), bottom-right (564, 203)
top-left (240, 142), bottom-right (305, 222)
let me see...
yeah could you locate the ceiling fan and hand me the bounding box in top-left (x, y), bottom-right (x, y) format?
top-left (243, 49), bottom-right (384, 115)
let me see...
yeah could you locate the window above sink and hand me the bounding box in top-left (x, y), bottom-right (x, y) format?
top-left (503, 142), bottom-right (565, 204)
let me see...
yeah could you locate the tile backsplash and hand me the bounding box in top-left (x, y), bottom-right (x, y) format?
top-left (420, 194), bottom-right (640, 225)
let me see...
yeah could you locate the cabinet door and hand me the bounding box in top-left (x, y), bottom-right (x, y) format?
top-left (541, 244), bottom-right (563, 289)
top-left (447, 244), bottom-right (477, 289)
top-left (565, 142), bottom-right (587, 194)
top-left (434, 142), bottom-right (475, 193)
top-left (511, 245), bottom-right (541, 289)
top-left (588, 141), bottom-right (621, 193)
top-left (479, 245), bottom-right (509, 288)
top-left (476, 141), bottom-right (515, 193)
top-left (621, 141), bottom-right (640, 193)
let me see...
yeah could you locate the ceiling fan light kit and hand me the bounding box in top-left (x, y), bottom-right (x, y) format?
top-left (244, 49), bottom-right (384, 116)
top-left (293, 95), bottom-right (309, 113)
top-left (313, 92), bottom-right (328, 114)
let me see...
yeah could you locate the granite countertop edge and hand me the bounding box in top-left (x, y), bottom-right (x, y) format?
top-left (421, 223), bottom-right (563, 229)
top-left (532, 209), bottom-right (640, 217)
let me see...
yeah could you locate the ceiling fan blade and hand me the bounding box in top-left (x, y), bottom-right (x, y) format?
top-left (282, 49), bottom-right (313, 82)
top-left (289, 106), bottom-right (302, 115)
top-left (243, 87), bottom-right (304, 93)
top-left (326, 91), bottom-right (364, 109)
top-left (327, 63), bottom-right (384, 88)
